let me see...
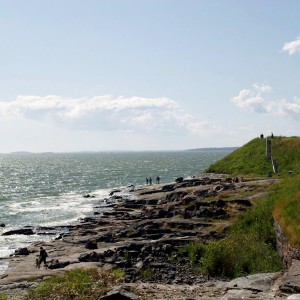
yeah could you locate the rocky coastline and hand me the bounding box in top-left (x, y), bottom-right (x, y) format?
top-left (1, 173), bottom-right (300, 299)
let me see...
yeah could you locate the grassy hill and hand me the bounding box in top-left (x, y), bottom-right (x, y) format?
top-left (206, 136), bottom-right (300, 176)
top-left (206, 135), bottom-right (300, 249)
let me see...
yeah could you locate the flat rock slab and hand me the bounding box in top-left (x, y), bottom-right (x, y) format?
top-left (280, 260), bottom-right (300, 293)
top-left (227, 273), bottom-right (277, 292)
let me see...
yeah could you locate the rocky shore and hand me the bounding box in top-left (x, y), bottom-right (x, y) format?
top-left (1, 174), bottom-right (300, 299)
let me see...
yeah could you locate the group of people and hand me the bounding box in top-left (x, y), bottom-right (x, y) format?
top-left (146, 176), bottom-right (160, 185)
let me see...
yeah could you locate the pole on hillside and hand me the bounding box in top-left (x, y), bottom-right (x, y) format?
top-left (266, 139), bottom-right (272, 161)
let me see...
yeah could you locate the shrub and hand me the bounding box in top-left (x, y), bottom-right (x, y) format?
top-left (0, 294), bottom-right (8, 300)
top-left (177, 192), bottom-right (282, 278)
top-left (139, 268), bottom-right (155, 280)
top-left (200, 234), bottom-right (281, 278)
top-left (178, 242), bottom-right (206, 265)
top-left (27, 268), bottom-right (123, 300)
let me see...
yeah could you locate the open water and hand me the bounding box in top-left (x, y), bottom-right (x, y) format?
top-left (0, 150), bottom-right (233, 272)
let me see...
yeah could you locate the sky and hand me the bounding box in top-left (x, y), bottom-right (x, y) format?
top-left (0, 0), bottom-right (300, 152)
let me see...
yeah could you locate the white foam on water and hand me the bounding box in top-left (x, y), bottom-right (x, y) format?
top-left (0, 261), bottom-right (9, 275)
top-left (0, 233), bottom-right (53, 258)
top-left (0, 188), bottom-right (112, 260)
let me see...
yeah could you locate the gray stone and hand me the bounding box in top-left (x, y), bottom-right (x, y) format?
top-left (280, 260), bottom-right (300, 293)
top-left (101, 286), bottom-right (139, 300)
top-left (287, 295), bottom-right (300, 299)
top-left (227, 272), bottom-right (277, 292)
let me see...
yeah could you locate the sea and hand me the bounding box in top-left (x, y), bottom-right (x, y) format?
top-left (0, 149), bottom-right (233, 273)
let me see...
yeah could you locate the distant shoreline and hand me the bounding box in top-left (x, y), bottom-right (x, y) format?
top-left (4, 148), bottom-right (239, 155)
top-left (186, 147), bottom-right (238, 152)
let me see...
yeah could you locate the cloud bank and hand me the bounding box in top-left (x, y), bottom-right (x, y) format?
top-left (0, 95), bottom-right (212, 134)
top-left (232, 84), bottom-right (300, 121)
top-left (282, 37), bottom-right (300, 55)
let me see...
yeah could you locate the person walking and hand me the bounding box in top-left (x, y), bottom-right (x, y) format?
top-left (38, 247), bottom-right (48, 268)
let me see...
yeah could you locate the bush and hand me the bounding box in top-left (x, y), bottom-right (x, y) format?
top-left (139, 268), bottom-right (155, 279)
top-left (178, 242), bottom-right (206, 265)
top-left (200, 234), bottom-right (281, 278)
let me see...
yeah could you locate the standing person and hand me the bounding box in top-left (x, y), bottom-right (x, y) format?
top-left (156, 176), bottom-right (160, 184)
top-left (38, 247), bottom-right (48, 268)
top-left (149, 177), bottom-right (152, 185)
top-left (146, 178), bottom-right (149, 185)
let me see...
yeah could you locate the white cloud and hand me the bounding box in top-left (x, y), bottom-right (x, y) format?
top-left (273, 98), bottom-right (300, 120)
top-left (231, 83), bottom-right (270, 113)
top-left (232, 84), bottom-right (300, 121)
top-left (253, 83), bottom-right (272, 94)
top-left (282, 37), bottom-right (300, 55)
top-left (0, 95), bottom-right (213, 135)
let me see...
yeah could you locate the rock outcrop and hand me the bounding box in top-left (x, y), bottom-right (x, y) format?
top-left (1, 174), bottom-right (299, 299)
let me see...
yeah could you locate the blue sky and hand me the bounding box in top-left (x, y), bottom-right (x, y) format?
top-left (0, 0), bottom-right (300, 152)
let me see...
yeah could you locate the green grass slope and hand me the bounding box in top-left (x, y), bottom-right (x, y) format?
top-left (206, 136), bottom-right (300, 176)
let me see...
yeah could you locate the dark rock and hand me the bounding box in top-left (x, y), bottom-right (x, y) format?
top-left (2, 228), bottom-right (34, 236)
top-left (231, 198), bottom-right (252, 206)
top-left (214, 199), bottom-right (227, 207)
top-left (0, 223), bottom-right (5, 227)
top-left (147, 199), bottom-right (159, 205)
top-left (196, 207), bottom-right (214, 218)
top-left (79, 251), bottom-right (100, 262)
top-left (194, 188), bottom-right (210, 197)
top-left (109, 189), bottom-right (121, 196)
top-left (215, 208), bottom-right (228, 218)
top-left (98, 233), bottom-right (115, 243)
top-left (182, 194), bottom-right (198, 206)
top-left (157, 209), bottom-right (168, 218)
top-left (83, 194), bottom-right (95, 198)
top-left (15, 247), bottom-right (30, 256)
top-left (48, 259), bottom-right (70, 269)
top-left (175, 177), bottom-right (184, 183)
top-left (85, 240), bottom-right (98, 249)
top-left (161, 184), bottom-right (176, 191)
top-left (161, 244), bottom-right (174, 254)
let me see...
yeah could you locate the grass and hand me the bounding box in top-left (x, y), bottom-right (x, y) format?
top-left (138, 268), bottom-right (155, 280)
top-left (27, 268), bottom-right (124, 300)
top-left (206, 136), bottom-right (300, 176)
top-left (273, 174), bottom-right (300, 247)
top-left (112, 268), bottom-right (126, 277)
top-left (206, 134), bottom-right (300, 247)
top-left (176, 189), bottom-right (283, 278)
top-left (206, 138), bottom-right (271, 175)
